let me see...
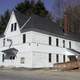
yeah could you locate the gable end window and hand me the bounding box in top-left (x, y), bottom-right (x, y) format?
top-left (23, 34), bottom-right (26, 43)
top-left (11, 24), bottom-right (13, 32)
top-left (49, 37), bottom-right (52, 45)
top-left (11, 23), bottom-right (17, 32)
top-left (14, 23), bottom-right (17, 31)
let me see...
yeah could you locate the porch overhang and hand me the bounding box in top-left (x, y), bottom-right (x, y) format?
top-left (2, 48), bottom-right (18, 55)
top-left (67, 48), bottom-right (80, 56)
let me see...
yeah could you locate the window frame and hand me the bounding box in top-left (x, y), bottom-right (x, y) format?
top-left (63, 55), bottom-right (66, 63)
top-left (23, 34), bottom-right (26, 43)
top-left (56, 38), bottom-right (59, 47)
top-left (49, 37), bottom-right (52, 45)
top-left (20, 57), bottom-right (25, 64)
top-left (11, 24), bottom-right (14, 32)
top-left (3, 38), bottom-right (5, 47)
top-left (49, 53), bottom-right (52, 63)
top-left (56, 54), bottom-right (59, 63)
top-left (14, 23), bottom-right (17, 31)
top-left (63, 40), bottom-right (65, 48)
top-left (2, 54), bottom-right (4, 62)
top-left (69, 41), bottom-right (71, 49)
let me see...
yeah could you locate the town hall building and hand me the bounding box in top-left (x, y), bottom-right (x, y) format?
top-left (0, 10), bottom-right (80, 68)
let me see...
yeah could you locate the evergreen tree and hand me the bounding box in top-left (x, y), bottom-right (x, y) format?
top-left (16, 0), bottom-right (48, 16)
top-left (16, 0), bottom-right (31, 14)
top-left (0, 10), bottom-right (10, 34)
top-left (34, 0), bottom-right (48, 16)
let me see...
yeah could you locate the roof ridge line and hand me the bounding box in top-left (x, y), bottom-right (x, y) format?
top-left (20, 17), bottom-right (31, 30)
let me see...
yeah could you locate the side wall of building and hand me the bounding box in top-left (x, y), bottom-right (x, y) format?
top-left (0, 31), bottom-right (33, 68)
top-left (30, 31), bottom-right (80, 68)
top-left (0, 30), bottom-right (80, 68)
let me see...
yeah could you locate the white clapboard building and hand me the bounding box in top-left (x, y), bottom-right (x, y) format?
top-left (0, 10), bottom-right (80, 68)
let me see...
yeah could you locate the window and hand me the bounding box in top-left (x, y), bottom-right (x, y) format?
top-left (11, 24), bottom-right (13, 32)
top-left (3, 38), bottom-right (5, 47)
top-left (10, 56), bottom-right (15, 60)
top-left (63, 40), bottom-right (65, 48)
top-left (69, 41), bottom-right (71, 48)
top-left (49, 37), bottom-right (52, 45)
top-left (56, 38), bottom-right (59, 47)
top-left (14, 23), bottom-right (17, 31)
top-left (56, 54), bottom-right (59, 63)
top-left (20, 57), bottom-right (25, 64)
top-left (69, 56), bottom-right (77, 61)
top-left (2, 54), bottom-right (4, 62)
top-left (49, 53), bottom-right (52, 62)
top-left (63, 55), bottom-right (66, 63)
top-left (11, 23), bottom-right (17, 32)
top-left (23, 34), bottom-right (26, 43)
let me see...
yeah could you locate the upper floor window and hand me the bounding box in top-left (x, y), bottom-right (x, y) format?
top-left (3, 38), bottom-right (5, 47)
top-left (23, 34), bottom-right (26, 43)
top-left (14, 23), bottom-right (17, 31)
top-left (63, 40), bottom-right (65, 48)
top-left (49, 37), bottom-right (52, 45)
top-left (69, 41), bottom-right (71, 49)
top-left (11, 24), bottom-right (14, 32)
top-left (49, 53), bottom-right (52, 63)
top-left (56, 38), bottom-right (59, 47)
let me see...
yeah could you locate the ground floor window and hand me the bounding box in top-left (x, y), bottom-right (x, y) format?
top-left (20, 57), bottom-right (25, 64)
top-left (49, 53), bottom-right (52, 63)
top-left (68, 56), bottom-right (77, 61)
top-left (63, 55), bottom-right (66, 63)
top-left (2, 54), bottom-right (15, 62)
top-left (56, 54), bottom-right (59, 63)
top-left (2, 54), bottom-right (4, 62)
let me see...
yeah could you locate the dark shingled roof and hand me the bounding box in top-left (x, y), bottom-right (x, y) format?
top-left (21, 14), bottom-right (63, 35)
top-left (14, 10), bottom-right (29, 28)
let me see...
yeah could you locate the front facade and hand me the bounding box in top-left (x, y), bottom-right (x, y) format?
top-left (0, 10), bottom-right (80, 68)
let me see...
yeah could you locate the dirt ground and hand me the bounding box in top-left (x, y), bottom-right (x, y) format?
top-left (0, 68), bottom-right (80, 80)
